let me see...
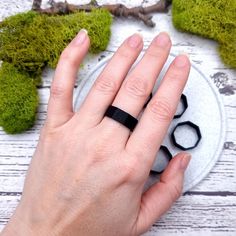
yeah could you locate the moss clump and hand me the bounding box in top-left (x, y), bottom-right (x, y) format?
top-left (172, 0), bottom-right (236, 68)
top-left (0, 9), bottom-right (112, 77)
top-left (0, 9), bottom-right (112, 134)
top-left (0, 63), bottom-right (38, 134)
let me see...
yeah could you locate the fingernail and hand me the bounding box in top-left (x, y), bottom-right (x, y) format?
top-left (128, 33), bottom-right (143, 48)
top-left (180, 154), bottom-right (191, 171)
top-left (74, 29), bottom-right (88, 45)
top-left (174, 54), bottom-right (189, 68)
top-left (155, 32), bottom-right (170, 47)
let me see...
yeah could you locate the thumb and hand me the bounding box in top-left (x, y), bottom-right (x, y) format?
top-left (136, 152), bottom-right (191, 235)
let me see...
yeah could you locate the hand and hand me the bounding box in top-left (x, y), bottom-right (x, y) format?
top-left (3, 30), bottom-right (191, 236)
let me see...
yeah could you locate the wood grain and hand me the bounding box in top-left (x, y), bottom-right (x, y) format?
top-left (0, 0), bottom-right (235, 235)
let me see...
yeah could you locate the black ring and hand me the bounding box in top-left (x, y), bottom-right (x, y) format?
top-left (104, 106), bottom-right (138, 131)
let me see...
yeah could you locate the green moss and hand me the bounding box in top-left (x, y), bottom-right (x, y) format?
top-left (0, 9), bottom-right (112, 134)
top-left (0, 9), bottom-right (112, 76)
top-left (172, 0), bottom-right (236, 68)
top-left (0, 63), bottom-right (39, 134)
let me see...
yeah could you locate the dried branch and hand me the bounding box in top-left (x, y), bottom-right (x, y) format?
top-left (32, 0), bottom-right (42, 11)
top-left (32, 0), bottom-right (172, 27)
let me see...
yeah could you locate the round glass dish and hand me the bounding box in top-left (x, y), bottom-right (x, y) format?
top-left (74, 53), bottom-right (226, 192)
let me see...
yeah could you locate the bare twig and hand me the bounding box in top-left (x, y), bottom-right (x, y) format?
top-left (32, 0), bottom-right (42, 11)
top-left (32, 0), bottom-right (171, 27)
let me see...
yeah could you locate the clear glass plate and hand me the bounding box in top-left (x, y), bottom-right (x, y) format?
top-left (74, 53), bottom-right (226, 192)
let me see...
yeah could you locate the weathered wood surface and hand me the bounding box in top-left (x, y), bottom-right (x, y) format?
top-left (0, 0), bottom-right (236, 235)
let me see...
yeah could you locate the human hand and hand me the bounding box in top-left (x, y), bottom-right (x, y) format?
top-left (3, 30), bottom-right (191, 236)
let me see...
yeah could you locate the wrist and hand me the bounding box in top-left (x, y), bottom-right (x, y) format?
top-left (2, 218), bottom-right (30, 236)
top-left (2, 209), bottom-right (32, 236)
top-left (2, 204), bottom-right (47, 236)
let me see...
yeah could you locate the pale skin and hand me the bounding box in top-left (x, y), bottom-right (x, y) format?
top-left (2, 30), bottom-right (191, 236)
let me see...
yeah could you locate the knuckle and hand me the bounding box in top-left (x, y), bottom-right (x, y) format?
top-left (168, 182), bottom-right (182, 201)
top-left (124, 77), bottom-right (149, 98)
top-left (148, 98), bottom-right (173, 122)
top-left (60, 49), bottom-right (77, 67)
top-left (120, 160), bottom-right (137, 181)
top-left (40, 125), bottom-right (61, 145)
top-left (145, 49), bottom-right (162, 59)
top-left (88, 136), bottom-right (112, 162)
top-left (117, 46), bottom-right (136, 59)
top-left (119, 156), bottom-right (142, 183)
top-left (50, 83), bottom-right (66, 98)
top-left (60, 49), bottom-right (71, 61)
top-left (128, 148), bottom-right (145, 161)
top-left (145, 41), bottom-right (169, 59)
top-left (92, 142), bottom-right (108, 158)
top-left (167, 70), bottom-right (183, 80)
top-left (94, 75), bottom-right (118, 94)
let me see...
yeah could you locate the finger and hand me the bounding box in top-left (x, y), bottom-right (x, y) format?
top-left (100, 33), bottom-right (171, 137)
top-left (135, 153), bottom-right (191, 235)
top-left (47, 29), bottom-right (90, 127)
top-left (74, 33), bottom-right (143, 128)
top-left (126, 54), bottom-right (191, 167)
top-left (113, 32), bottom-right (171, 118)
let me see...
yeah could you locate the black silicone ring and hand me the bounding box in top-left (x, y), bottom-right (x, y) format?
top-left (104, 106), bottom-right (138, 131)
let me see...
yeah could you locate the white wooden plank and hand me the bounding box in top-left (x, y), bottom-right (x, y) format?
top-left (147, 195), bottom-right (236, 236)
top-left (0, 195), bottom-right (235, 235)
